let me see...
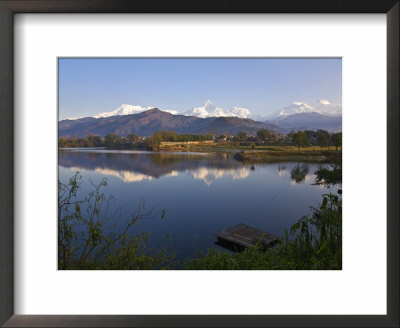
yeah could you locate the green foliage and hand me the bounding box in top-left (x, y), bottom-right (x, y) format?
top-left (314, 164), bottom-right (342, 188)
top-left (58, 136), bottom-right (100, 148)
top-left (58, 172), bottom-right (172, 270)
top-left (104, 134), bottom-right (121, 148)
top-left (59, 134), bottom-right (145, 149)
top-left (331, 132), bottom-right (342, 150)
top-left (291, 131), bottom-right (310, 149)
top-left (186, 164), bottom-right (342, 270)
top-left (317, 130), bottom-right (328, 148)
top-left (127, 134), bottom-right (140, 143)
top-left (59, 163), bottom-right (342, 270)
top-left (256, 129), bottom-right (272, 141)
top-left (146, 131), bottom-right (214, 148)
top-left (235, 131), bottom-right (247, 141)
top-left (185, 193), bottom-right (342, 270)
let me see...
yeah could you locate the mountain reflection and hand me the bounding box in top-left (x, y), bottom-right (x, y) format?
top-left (59, 149), bottom-right (250, 185)
top-left (60, 149), bottom-right (326, 186)
top-left (191, 167), bottom-right (250, 186)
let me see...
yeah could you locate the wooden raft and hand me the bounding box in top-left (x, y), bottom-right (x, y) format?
top-left (216, 223), bottom-right (279, 251)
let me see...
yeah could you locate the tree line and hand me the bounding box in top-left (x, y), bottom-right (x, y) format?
top-left (227, 129), bottom-right (342, 150)
top-left (58, 134), bottom-right (144, 149)
top-left (289, 130), bottom-right (342, 150)
top-left (59, 129), bottom-right (342, 150)
top-left (146, 131), bottom-right (214, 146)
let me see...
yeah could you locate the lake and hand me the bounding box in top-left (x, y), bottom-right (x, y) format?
top-left (58, 149), bottom-right (338, 266)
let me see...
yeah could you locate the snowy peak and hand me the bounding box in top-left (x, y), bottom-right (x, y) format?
top-left (66, 100), bottom-right (251, 120)
top-left (94, 104), bottom-right (152, 118)
top-left (232, 107), bottom-right (251, 118)
top-left (65, 99), bottom-right (339, 122)
top-left (275, 100), bottom-right (341, 119)
top-left (278, 102), bottom-right (314, 117)
top-left (183, 100), bottom-right (251, 119)
top-left (67, 104), bottom-right (178, 120)
top-left (204, 99), bottom-right (213, 107)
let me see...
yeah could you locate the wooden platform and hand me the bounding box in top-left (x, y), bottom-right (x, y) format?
top-left (216, 223), bottom-right (279, 251)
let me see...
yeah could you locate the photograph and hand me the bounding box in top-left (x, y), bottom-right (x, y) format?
top-left (58, 58), bottom-right (342, 270)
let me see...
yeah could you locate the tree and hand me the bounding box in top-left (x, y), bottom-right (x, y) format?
top-left (87, 134), bottom-right (102, 147)
top-left (59, 137), bottom-right (67, 148)
top-left (104, 134), bottom-right (120, 148)
top-left (257, 129), bottom-right (272, 142)
top-left (235, 131), bottom-right (247, 141)
top-left (291, 131), bottom-right (309, 149)
top-left (317, 130), bottom-right (328, 148)
top-left (331, 132), bottom-right (342, 151)
top-left (127, 134), bottom-right (140, 144)
top-left (147, 132), bottom-right (163, 147)
top-left (70, 137), bottom-right (80, 147)
top-left (152, 131), bottom-right (179, 142)
top-left (58, 172), bottom-right (170, 269)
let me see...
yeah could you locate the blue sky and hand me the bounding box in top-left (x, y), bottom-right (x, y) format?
top-left (58, 58), bottom-right (342, 120)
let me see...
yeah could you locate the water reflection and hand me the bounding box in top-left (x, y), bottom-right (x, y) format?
top-left (59, 149), bottom-right (337, 262)
top-left (60, 149), bottom-right (327, 186)
top-left (277, 164), bottom-right (288, 177)
top-left (59, 149), bottom-right (250, 186)
top-left (94, 168), bottom-right (155, 183)
top-left (290, 164), bottom-right (310, 184)
top-left (190, 167), bottom-right (250, 186)
top-left (277, 163), bottom-right (316, 184)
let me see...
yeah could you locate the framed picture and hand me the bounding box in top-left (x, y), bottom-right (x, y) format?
top-left (0, 0), bottom-right (398, 327)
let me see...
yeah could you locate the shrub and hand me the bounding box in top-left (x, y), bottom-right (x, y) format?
top-left (58, 172), bottom-right (172, 269)
top-left (185, 193), bottom-right (342, 270)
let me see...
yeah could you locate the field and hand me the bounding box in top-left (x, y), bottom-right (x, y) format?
top-left (158, 143), bottom-right (342, 162)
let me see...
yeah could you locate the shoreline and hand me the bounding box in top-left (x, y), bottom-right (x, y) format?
top-left (233, 149), bottom-right (342, 163)
top-left (59, 145), bottom-right (342, 163)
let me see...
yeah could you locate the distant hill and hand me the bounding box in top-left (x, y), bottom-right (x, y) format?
top-left (59, 108), bottom-right (283, 138)
top-left (265, 112), bottom-right (342, 132)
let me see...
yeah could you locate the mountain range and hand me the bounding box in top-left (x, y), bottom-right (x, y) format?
top-left (67, 100), bottom-right (251, 120)
top-left (59, 108), bottom-right (284, 138)
top-left (272, 100), bottom-right (342, 118)
top-left (264, 112), bottom-right (342, 132)
top-left (60, 100), bottom-right (342, 137)
top-left (263, 100), bottom-right (342, 132)
top-left (182, 100), bottom-right (251, 118)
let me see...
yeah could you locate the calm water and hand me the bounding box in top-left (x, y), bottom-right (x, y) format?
top-left (59, 149), bottom-right (337, 264)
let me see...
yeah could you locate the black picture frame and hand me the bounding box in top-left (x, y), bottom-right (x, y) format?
top-left (0, 1), bottom-right (398, 327)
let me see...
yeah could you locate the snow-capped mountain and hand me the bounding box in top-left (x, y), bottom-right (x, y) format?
top-left (94, 104), bottom-right (153, 118)
top-left (60, 108), bottom-right (284, 138)
top-left (274, 100), bottom-right (341, 119)
top-left (67, 104), bottom-right (179, 120)
top-left (67, 100), bottom-right (252, 120)
top-left (64, 100), bottom-right (340, 133)
top-left (262, 99), bottom-right (342, 132)
top-left (94, 104), bottom-right (180, 118)
top-left (66, 104), bottom-right (148, 120)
top-left (182, 100), bottom-right (251, 119)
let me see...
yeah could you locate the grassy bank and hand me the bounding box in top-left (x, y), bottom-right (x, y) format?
top-left (233, 146), bottom-right (342, 163)
top-left (185, 193), bottom-right (342, 270)
top-left (157, 143), bottom-right (339, 153)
